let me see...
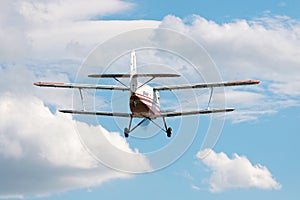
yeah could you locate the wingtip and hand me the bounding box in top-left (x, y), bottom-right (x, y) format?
top-left (33, 81), bottom-right (64, 86)
top-left (88, 74), bottom-right (98, 78)
top-left (228, 108), bottom-right (235, 112)
top-left (253, 80), bottom-right (260, 84)
top-left (59, 109), bottom-right (72, 113)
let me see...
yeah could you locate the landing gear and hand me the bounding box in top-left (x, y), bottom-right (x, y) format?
top-left (124, 116), bottom-right (132, 138)
top-left (166, 127), bottom-right (172, 138)
top-left (123, 117), bottom-right (148, 138)
top-left (163, 117), bottom-right (172, 138)
top-left (124, 128), bottom-right (129, 138)
top-left (123, 116), bottom-right (173, 138)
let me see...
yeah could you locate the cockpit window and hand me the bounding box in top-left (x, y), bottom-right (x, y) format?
top-left (156, 91), bottom-right (160, 102)
top-left (143, 91), bottom-right (149, 96)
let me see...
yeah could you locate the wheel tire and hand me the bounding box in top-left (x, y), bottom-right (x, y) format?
top-left (166, 127), bottom-right (172, 138)
top-left (124, 128), bottom-right (129, 138)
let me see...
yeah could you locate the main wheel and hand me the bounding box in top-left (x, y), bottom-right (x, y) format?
top-left (124, 128), bottom-right (129, 138)
top-left (166, 127), bottom-right (172, 138)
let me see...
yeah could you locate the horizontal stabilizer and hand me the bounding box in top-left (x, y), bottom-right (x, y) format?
top-left (88, 73), bottom-right (180, 78)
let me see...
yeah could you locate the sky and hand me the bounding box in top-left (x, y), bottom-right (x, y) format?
top-left (0, 0), bottom-right (300, 199)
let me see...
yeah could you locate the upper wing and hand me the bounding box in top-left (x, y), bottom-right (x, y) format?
top-left (154, 80), bottom-right (260, 91)
top-left (88, 73), bottom-right (180, 78)
top-left (88, 74), bottom-right (130, 78)
top-left (34, 82), bottom-right (129, 91)
top-left (59, 109), bottom-right (131, 117)
top-left (157, 108), bottom-right (234, 117)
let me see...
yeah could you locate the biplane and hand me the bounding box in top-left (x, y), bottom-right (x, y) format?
top-left (34, 51), bottom-right (259, 138)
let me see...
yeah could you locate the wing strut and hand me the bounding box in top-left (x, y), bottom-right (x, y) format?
top-left (162, 117), bottom-right (168, 131)
top-left (113, 77), bottom-right (130, 89)
top-left (79, 89), bottom-right (85, 111)
top-left (137, 77), bottom-right (155, 90)
top-left (207, 87), bottom-right (214, 110)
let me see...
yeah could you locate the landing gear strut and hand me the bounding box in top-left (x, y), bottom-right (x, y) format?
top-left (123, 116), bottom-right (147, 138)
top-left (166, 127), bottom-right (172, 138)
top-left (124, 128), bottom-right (129, 138)
top-left (163, 117), bottom-right (172, 138)
top-left (123, 116), bottom-right (173, 138)
top-left (123, 116), bottom-right (132, 138)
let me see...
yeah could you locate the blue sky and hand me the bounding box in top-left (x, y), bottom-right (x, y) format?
top-left (106, 0), bottom-right (300, 21)
top-left (0, 0), bottom-right (300, 200)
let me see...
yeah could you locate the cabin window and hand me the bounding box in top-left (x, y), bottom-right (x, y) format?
top-left (156, 91), bottom-right (160, 101)
top-left (143, 91), bottom-right (149, 96)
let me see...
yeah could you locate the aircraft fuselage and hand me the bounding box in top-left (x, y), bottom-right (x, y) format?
top-left (129, 84), bottom-right (160, 118)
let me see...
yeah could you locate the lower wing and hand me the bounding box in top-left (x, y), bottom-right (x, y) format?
top-left (59, 110), bottom-right (131, 117)
top-left (158, 108), bottom-right (234, 117)
top-left (59, 108), bottom-right (234, 118)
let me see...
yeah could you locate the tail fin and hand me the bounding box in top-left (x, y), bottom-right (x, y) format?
top-left (130, 50), bottom-right (138, 92)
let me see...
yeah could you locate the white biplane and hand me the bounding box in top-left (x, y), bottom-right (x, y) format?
top-left (34, 51), bottom-right (259, 138)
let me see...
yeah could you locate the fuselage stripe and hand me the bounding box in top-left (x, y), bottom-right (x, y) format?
top-left (134, 93), bottom-right (160, 107)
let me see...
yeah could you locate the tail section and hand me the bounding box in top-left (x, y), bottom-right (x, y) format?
top-left (130, 50), bottom-right (138, 92)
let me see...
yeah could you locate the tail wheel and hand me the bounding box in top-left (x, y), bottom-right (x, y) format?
top-left (166, 127), bottom-right (172, 138)
top-left (124, 128), bottom-right (129, 138)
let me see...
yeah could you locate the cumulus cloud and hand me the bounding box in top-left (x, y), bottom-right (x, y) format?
top-left (0, 86), bottom-right (151, 198)
top-left (0, 1), bottom-right (32, 62)
top-left (0, 0), bottom-right (157, 198)
top-left (18, 0), bottom-right (134, 22)
top-left (159, 15), bottom-right (300, 122)
top-left (27, 19), bottom-right (160, 61)
top-left (2, 2), bottom-right (300, 123)
top-left (0, 54), bottom-right (152, 198)
top-left (0, 0), bottom-right (159, 62)
top-left (197, 149), bottom-right (281, 193)
top-left (0, 0), bottom-right (297, 197)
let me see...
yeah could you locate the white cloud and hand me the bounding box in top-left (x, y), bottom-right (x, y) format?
top-left (0, 0), bottom-right (297, 196)
top-left (0, 1), bottom-right (31, 62)
top-left (0, 90), bottom-right (151, 198)
top-left (160, 14), bottom-right (300, 87)
top-left (0, 0), bottom-right (159, 62)
top-left (19, 0), bottom-right (134, 23)
top-left (223, 89), bottom-right (277, 123)
top-left (27, 20), bottom-right (160, 61)
top-left (269, 81), bottom-right (300, 97)
top-left (197, 149), bottom-right (281, 193)
top-left (159, 15), bottom-right (300, 122)
top-left (191, 184), bottom-right (201, 191)
top-left (0, 1), bottom-right (158, 197)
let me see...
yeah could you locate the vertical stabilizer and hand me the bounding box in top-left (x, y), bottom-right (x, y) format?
top-left (130, 50), bottom-right (138, 92)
